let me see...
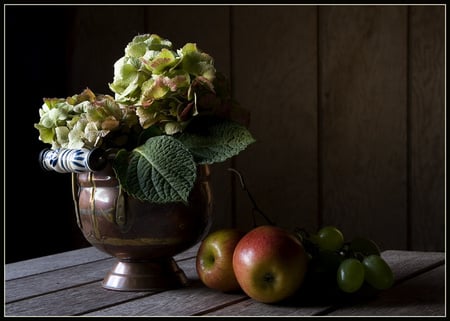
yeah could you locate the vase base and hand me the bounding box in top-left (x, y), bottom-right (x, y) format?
top-left (102, 258), bottom-right (189, 291)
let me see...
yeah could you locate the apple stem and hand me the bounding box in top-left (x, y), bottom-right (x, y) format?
top-left (228, 168), bottom-right (276, 226)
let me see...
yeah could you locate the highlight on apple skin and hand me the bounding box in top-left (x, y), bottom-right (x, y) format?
top-left (196, 228), bottom-right (244, 292)
top-left (232, 225), bottom-right (309, 304)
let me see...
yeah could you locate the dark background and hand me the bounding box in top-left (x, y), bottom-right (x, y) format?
top-left (5, 7), bottom-right (91, 262)
top-left (4, 5), bottom-right (445, 263)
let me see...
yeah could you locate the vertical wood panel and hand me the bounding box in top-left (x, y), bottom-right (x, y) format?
top-left (409, 5), bottom-right (445, 251)
top-left (144, 5), bottom-right (233, 231)
top-left (319, 6), bottom-right (408, 250)
top-left (69, 6), bottom-right (147, 94)
top-left (232, 6), bottom-right (318, 232)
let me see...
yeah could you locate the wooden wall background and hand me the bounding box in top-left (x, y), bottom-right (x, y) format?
top-left (5, 5), bottom-right (445, 263)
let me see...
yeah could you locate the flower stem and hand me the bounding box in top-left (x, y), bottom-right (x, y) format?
top-left (228, 168), bottom-right (276, 226)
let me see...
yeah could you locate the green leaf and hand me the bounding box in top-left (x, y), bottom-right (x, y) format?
top-left (112, 135), bottom-right (197, 204)
top-left (178, 116), bottom-right (255, 164)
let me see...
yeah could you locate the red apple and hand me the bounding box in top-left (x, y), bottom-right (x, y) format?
top-left (232, 225), bottom-right (308, 303)
top-left (196, 228), bottom-right (244, 292)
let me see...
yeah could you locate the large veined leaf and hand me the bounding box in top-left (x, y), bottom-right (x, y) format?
top-left (112, 135), bottom-right (197, 204)
top-left (178, 116), bottom-right (256, 164)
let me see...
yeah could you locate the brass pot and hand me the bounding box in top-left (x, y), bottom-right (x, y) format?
top-left (72, 163), bottom-right (213, 291)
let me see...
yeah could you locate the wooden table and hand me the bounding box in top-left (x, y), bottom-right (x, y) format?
top-left (5, 244), bottom-right (446, 317)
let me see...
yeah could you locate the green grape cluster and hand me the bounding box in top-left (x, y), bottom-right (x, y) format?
top-left (294, 226), bottom-right (394, 298)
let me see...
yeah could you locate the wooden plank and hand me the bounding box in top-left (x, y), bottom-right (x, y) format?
top-left (144, 6), bottom-right (234, 231)
top-left (206, 298), bottom-right (329, 316)
top-left (327, 265), bottom-right (445, 316)
top-left (5, 246), bottom-right (111, 280)
top-left (5, 281), bottom-right (152, 317)
top-left (5, 244), bottom-right (200, 303)
top-left (68, 6), bottom-right (147, 94)
top-left (409, 5), bottom-right (445, 251)
top-left (232, 6), bottom-right (318, 232)
top-left (206, 250), bottom-right (444, 316)
top-left (6, 258), bottom-right (115, 303)
top-left (144, 5), bottom-right (231, 75)
top-left (319, 6), bottom-right (408, 251)
top-left (5, 258), bottom-right (196, 316)
top-left (381, 250), bottom-right (444, 282)
top-left (215, 299), bottom-right (332, 316)
top-left (5, 242), bottom-right (199, 281)
top-left (5, 250), bottom-right (444, 316)
top-left (84, 279), bottom-right (248, 316)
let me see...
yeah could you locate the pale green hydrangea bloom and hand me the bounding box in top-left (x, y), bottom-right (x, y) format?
top-left (35, 88), bottom-right (139, 150)
top-left (109, 33), bottom-right (221, 135)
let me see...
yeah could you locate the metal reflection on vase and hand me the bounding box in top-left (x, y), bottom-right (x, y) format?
top-left (72, 163), bottom-right (213, 291)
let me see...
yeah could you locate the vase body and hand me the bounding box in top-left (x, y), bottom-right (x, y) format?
top-left (73, 163), bottom-right (213, 291)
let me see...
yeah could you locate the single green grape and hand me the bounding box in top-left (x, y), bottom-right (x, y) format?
top-left (337, 258), bottom-right (365, 293)
top-left (362, 255), bottom-right (394, 290)
top-left (349, 237), bottom-right (381, 257)
top-left (317, 226), bottom-right (344, 252)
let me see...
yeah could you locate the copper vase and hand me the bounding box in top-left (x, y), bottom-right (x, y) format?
top-left (72, 163), bottom-right (213, 291)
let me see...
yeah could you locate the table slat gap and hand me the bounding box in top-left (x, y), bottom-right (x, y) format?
top-left (191, 297), bottom-right (251, 316)
top-left (5, 282), bottom-right (159, 316)
top-left (73, 292), bottom-right (162, 316)
top-left (81, 259), bottom-right (252, 316)
top-left (5, 258), bottom-right (116, 303)
top-left (6, 257), bottom-right (115, 283)
top-left (5, 243), bottom-right (200, 281)
top-left (6, 279), bottom-right (104, 304)
top-left (5, 246), bottom-right (200, 303)
top-left (176, 255), bottom-right (196, 262)
top-left (5, 246), bottom-right (112, 280)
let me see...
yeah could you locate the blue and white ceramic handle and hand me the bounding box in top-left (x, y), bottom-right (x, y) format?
top-left (39, 148), bottom-right (107, 173)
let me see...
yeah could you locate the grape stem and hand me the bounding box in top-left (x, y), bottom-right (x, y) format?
top-left (228, 168), bottom-right (276, 226)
